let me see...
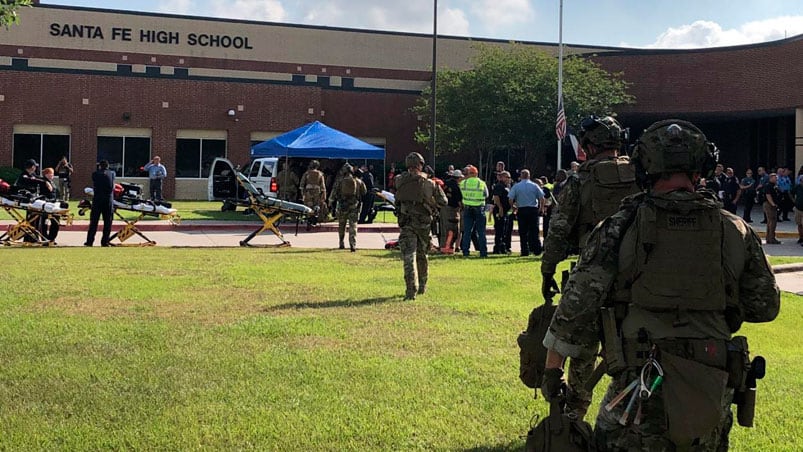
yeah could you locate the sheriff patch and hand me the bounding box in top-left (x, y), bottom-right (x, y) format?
top-left (666, 215), bottom-right (698, 229)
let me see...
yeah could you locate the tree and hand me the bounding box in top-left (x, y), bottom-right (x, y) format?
top-left (415, 44), bottom-right (634, 175)
top-left (1, 0), bottom-right (32, 29)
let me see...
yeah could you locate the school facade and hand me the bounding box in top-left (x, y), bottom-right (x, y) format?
top-left (1, 2), bottom-right (801, 199)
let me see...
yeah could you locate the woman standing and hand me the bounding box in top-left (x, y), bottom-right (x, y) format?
top-left (739, 168), bottom-right (757, 222)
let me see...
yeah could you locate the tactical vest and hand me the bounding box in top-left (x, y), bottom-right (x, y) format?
top-left (340, 176), bottom-right (358, 198)
top-left (615, 199), bottom-right (728, 339)
top-left (460, 177), bottom-right (486, 206)
top-left (303, 170), bottom-right (325, 191)
top-left (396, 173), bottom-right (434, 222)
top-left (577, 157), bottom-right (639, 247)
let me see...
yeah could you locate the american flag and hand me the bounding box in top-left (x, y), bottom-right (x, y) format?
top-left (556, 97), bottom-right (567, 141)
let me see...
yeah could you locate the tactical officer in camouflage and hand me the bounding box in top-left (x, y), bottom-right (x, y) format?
top-left (542, 120), bottom-right (780, 451)
top-left (395, 152), bottom-right (447, 300)
top-left (539, 115), bottom-right (642, 418)
top-left (276, 160), bottom-right (300, 202)
top-left (300, 160), bottom-right (327, 218)
top-left (329, 163), bottom-right (367, 252)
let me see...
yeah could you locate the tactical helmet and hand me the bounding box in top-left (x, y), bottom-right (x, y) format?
top-left (340, 163), bottom-right (353, 175)
top-left (405, 152), bottom-right (425, 169)
top-left (579, 116), bottom-right (625, 152)
top-left (632, 119), bottom-right (717, 177)
top-left (309, 160), bottom-right (320, 170)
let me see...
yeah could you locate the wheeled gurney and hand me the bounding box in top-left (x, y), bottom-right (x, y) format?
top-left (226, 172), bottom-right (314, 247)
top-left (0, 186), bottom-right (73, 246)
top-left (79, 183), bottom-right (180, 246)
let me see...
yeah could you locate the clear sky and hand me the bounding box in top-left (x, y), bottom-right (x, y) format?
top-left (41, 0), bottom-right (803, 49)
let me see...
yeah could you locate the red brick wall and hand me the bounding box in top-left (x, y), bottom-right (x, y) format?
top-left (592, 38), bottom-right (803, 114)
top-left (0, 70), bottom-right (324, 196)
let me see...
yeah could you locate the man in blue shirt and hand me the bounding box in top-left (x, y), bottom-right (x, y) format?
top-left (508, 169), bottom-right (545, 256)
top-left (144, 156), bottom-right (167, 201)
top-left (777, 167), bottom-right (792, 221)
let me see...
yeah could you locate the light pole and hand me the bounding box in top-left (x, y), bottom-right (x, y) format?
top-left (430, 0), bottom-right (437, 169)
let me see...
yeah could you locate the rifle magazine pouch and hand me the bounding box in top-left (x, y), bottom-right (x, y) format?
top-left (518, 304), bottom-right (557, 389)
top-left (661, 351), bottom-right (729, 448)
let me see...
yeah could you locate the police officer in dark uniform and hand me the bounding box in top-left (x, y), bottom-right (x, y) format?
top-left (85, 160), bottom-right (116, 247)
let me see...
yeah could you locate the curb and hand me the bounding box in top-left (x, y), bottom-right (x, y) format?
top-left (772, 263), bottom-right (803, 274)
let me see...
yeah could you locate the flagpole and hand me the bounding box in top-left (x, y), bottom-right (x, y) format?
top-left (556, 0), bottom-right (564, 171)
top-left (430, 0), bottom-right (438, 170)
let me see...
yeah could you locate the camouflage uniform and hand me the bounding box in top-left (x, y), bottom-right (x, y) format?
top-left (300, 167), bottom-right (327, 213)
top-left (395, 163), bottom-right (447, 300)
top-left (543, 120), bottom-right (780, 451)
top-left (275, 167), bottom-right (299, 202)
top-left (330, 169), bottom-right (367, 250)
top-left (541, 118), bottom-right (641, 417)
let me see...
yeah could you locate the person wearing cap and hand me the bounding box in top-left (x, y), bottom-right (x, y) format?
top-left (15, 159), bottom-right (47, 194)
top-left (439, 169), bottom-right (463, 253)
top-left (85, 160), bottom-right (116, 247)
top-left (14, 159), bottom-right (51, 242)
top-left (459, 165), bottom-right (489, 257)
top-left (491, 170), bottom-right (513, 254)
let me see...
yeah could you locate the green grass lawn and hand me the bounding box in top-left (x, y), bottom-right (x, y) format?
top-left (0, 249), bottom-right (799, 450)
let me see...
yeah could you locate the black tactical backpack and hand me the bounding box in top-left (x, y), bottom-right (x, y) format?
top-left (525, 399), bottom-right (595, 452)
top-left (517, 298), bottom-right (557, 389)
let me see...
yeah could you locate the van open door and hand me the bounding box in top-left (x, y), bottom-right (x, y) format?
top-left (208, 157), bottom-right (239, 201)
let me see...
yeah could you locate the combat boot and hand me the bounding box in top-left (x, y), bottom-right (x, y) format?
top-left (417, 279), bottom-right (427, 295)
top-left (339, 242), bottom-right (345, 249)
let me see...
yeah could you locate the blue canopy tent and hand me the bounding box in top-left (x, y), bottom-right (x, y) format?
top-left (250, 121), bottom-right (385, 160)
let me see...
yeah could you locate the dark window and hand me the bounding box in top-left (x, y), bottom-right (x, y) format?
top-left (97, 136), bottom-right (123, 174)
top-left (13, 133), bottom-right (71, 170)
top-left (260, 164), bottom-right (272, 177)
top-left (97, 135), bottom-right (152, 177)
top-left (201, 140), bottom-right (225, 178)
top-left (125, 137), bottom-right (151, 177)
top-left (176, 138), bottom-right (226, 178)
top-left (11, 58), bottom-right (28, 69)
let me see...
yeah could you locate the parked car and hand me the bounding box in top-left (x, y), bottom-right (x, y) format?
top-left (208, 157), bottom-right (279, 210)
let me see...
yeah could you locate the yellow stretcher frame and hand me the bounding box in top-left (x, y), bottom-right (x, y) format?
top-left (238, 202), bottom-right (292, 248)
top-left (1, 204), bottom-right (73, 246)
top-left (231, 172), bottom-right (313, 248)
top-left (78, 203), bottom-right (181, 247)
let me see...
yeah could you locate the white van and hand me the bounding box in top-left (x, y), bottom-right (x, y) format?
top-left (208, 157), bottom-right (279, 202)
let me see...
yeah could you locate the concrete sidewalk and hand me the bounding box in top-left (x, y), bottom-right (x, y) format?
top-left (3, 217), bottom-right (802, 295)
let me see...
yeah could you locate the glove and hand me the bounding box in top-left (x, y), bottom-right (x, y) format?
top-left (541, 272), bottom-right (560, 301)
top-left (541, 367), bottom-right (566, 402)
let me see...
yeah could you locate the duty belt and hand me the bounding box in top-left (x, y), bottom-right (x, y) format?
top-left (622, 338), bottom-right (728, 370)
